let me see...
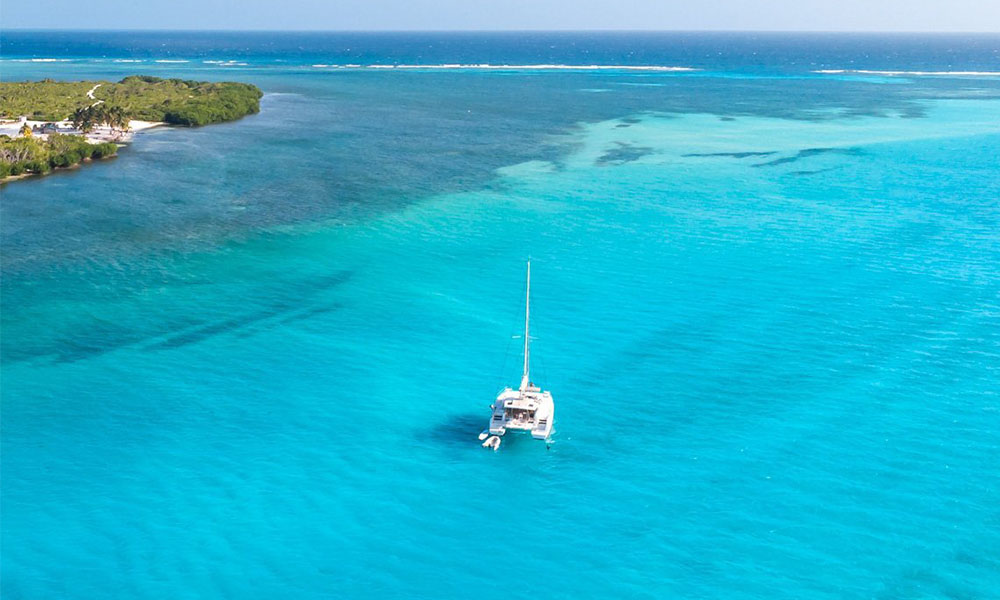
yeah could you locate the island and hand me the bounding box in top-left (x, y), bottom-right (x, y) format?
top-left (1, 76), bottom-right (262, 181)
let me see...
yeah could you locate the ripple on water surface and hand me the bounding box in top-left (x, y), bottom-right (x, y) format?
top-left (2, 59), bottom-right (999, 599)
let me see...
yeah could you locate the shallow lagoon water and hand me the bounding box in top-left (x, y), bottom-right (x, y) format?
top-left (2, 33), bottom-right (999, 599)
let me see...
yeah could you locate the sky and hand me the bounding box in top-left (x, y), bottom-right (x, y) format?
top-left (3, 0), bottom-right (1000, 31)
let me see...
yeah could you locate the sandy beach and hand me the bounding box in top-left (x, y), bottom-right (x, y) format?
top-left (0, 118), bottom-right (165, 143)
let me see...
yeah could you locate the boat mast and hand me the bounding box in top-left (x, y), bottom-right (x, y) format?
top-left (521, 260), bottom-right (531, 392)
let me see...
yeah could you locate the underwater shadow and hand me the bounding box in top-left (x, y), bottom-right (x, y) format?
top-left (426, 413), bottom-right (487, 448)
top-left (596, 142), bottom-right (655, 166)
top-left (753, 147), bottom-right (863, 167)
top-left (683, 151), bottom-right (777, 158)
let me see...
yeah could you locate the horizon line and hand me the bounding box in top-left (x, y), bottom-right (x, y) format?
top-left (3, 28), bottom-right (1000, 34)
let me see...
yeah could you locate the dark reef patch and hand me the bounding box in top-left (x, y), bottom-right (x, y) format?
top-left (684, 151), bottom-right (777, 158)
top-left (151, 271), bottom-right (352, 351)
top-left (788, 167), bottom-right (838, 176)
top-left (5, 270), bottom-right (355, 364)
top-left (276, 303), bottom-right (345, 326)
top-left (614, 116), bottom-right (643, 129)
top-left (596, 142), bottom-right (655, 166)
top-left (753, 147), bottom-right (863, 167)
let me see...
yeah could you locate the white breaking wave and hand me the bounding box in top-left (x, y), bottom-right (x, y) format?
top-left (204, 60), bottom-right (249, 66)
top-left (154, 59), bottom-right (190, 63)
top-left (310, 63), bottom-right (696, 72)
top-left (113, 59), bottom-right (145, 63)
top-left (10, 58), bottom-right (73, 62)
top-left (815, 69), bottom-right (1000, 77)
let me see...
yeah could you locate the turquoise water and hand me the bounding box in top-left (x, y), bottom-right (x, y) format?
top-left (2, 33), bottom-right (1000, 599)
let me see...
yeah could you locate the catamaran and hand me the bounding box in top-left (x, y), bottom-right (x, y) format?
top-left (481, 261), bottom-right (554, 449)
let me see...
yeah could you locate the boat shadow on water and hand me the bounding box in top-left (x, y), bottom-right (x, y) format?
top-left (427, 413), bottom-right (486, 448)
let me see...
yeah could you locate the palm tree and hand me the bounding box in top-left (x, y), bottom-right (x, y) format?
top-left (91, 104), bottom-right (109, 129)
top-left (71, 107), bottom-right (95, 133)
top-left (109, 106), bottom-right (131, 132)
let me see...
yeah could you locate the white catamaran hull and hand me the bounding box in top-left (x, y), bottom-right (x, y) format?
top-left (488, 388), bottom-right (554, 440)
top-left (484, 261), bottom-right (555, 446)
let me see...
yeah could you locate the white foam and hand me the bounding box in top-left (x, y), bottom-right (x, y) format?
top-left (394, 64), bottom-right (696, 71)
top-left (10, 58), bottom-right (72, 62)
top-left (204, 60), bottom-right (248, 66)
top-left (815, 69), bottom-right (1000, 77)
top-left (154, 59), bottom-right (189, 64)
top-left (112, 59), bottom-right (144, 63)
top-left (309, 63), bottom-right (697, 72)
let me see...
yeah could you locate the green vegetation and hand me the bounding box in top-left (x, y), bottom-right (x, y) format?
top-left (0, 134), bottom-right (118, 179)
top-left (72, 104), bottom-right (131, 133)
top-left (0, 76), bottom-right (262, 125)
top-left (0, 76), bottom-right (261, 180)
top-left (0, 79), bottom-right (94, 121)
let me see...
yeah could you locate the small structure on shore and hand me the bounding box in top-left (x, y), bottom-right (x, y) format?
top-left (31, 123), bottom-right (60, 135)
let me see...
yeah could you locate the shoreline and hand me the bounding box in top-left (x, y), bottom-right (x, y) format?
top-left (0, 118), bottom-right (166, 143)
top-left (0, 154), bottom-right (118, 185)
top-left (1, 119), bottom-right (166, 183)
top-left (2, 75), bottom-right (261, 182)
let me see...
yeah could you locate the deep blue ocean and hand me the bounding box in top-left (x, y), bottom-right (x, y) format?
top-left (2, 32), bottom-right (999, 599)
